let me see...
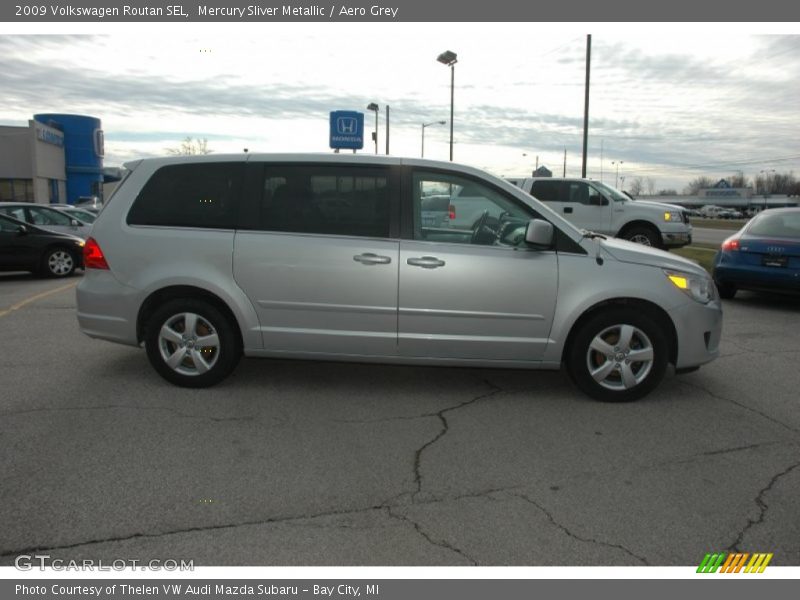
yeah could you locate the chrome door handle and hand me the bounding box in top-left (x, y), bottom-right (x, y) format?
top-left (407, 256), bottom-right (446, 269)
top-left (353, 253), bottom-right (392, 265)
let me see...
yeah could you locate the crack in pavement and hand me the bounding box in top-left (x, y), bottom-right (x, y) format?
top-left (412, 379), bottom-right (504, 499)
top-left (0, 503), bottom-right (391, 560)
top-left (512, 492), bottom-right (650, 565)
top-left (727, 460), bottom-right (800, 553)
top-left (384, 507), bottom-right (478, 565)
top-left (0, 404), bottom-right (258, 424)
top-left (678, 380), bottom-right (800, 436)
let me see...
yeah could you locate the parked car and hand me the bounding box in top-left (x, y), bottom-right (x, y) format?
top-left (712, 208), bottom-right (800, 299)
top-left (50, 204), bottom-right (98, 224)
top-left (507, 178), bottom-right (692, 249)
top-left (0, 202), bottom-right (92, 239)
top-left (700, 205), bottom-right (742, 219)
top-left (75, 195), bottom-right (103, 212)
top-left (77, 155), bottom-right (722, 402)
top-left (0, 213), bottom-right (84, 277)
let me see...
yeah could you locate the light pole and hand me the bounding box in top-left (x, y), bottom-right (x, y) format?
top-left (612, 160), bottom-right (624, 188)
top-left (437, 50), bottom-right (457, 161)
top-left (366, 102), bottom-right (379, 154)
top-left (760, 168), bottom-right (775, 211)
top-left (421, 120), bottom-right (446, 157)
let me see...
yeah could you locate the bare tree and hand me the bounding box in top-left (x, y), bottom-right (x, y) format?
top-left (683, 176), bottom-right (714, 195)
top-left (628, 176), bottom-right (645, 197)
top-left (166, 137), bottom-right (211, 155)
top-left (645, 177), bottom-right (656, 196)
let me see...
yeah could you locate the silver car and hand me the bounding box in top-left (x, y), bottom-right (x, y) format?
top-left (76, 154), bottom-right (722, 402)
top-left (0, 202), bottom-right (92, 239)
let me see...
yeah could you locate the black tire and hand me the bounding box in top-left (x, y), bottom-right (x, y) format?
top-left (622, 226), bottom-right (662, 248)
top-left (41, 247), bottom-right (76, 278)
top-left (715, 280), bottom-right (737, 299)
top-left (144, 298), bottom-right (241, 388)
top-left (566, 308), bottom-right (669, 402)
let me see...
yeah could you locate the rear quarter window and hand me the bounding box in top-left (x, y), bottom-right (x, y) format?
top-left (127, 163), bottom-right (244, 229)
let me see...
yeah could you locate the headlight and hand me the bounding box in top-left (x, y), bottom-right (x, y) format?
top-left (664, 211), bottom-right (682, 222)
top-left (664, 270), bottom-right (716, 304)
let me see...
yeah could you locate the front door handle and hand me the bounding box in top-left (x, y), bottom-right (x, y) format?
top-left (563, 207), bottom-right (573, 214)
top-left (407, 256), bottom-right (446, 269)
top-left (353, 252), bottom-right (392, 265)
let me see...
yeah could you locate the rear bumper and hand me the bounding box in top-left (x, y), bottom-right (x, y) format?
top-left (713, 262), bottom-right (800, 292)
top-left (76, 270), bottom-right (140, 346)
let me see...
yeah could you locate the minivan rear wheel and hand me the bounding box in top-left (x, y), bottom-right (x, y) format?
top-left (145, 299), bottom-right (241, 388)
top-left (566, 308), bottom-right (668, 402)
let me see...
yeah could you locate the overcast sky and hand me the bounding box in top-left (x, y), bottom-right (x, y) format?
top-left (0, 25), bottom-right (798, 191)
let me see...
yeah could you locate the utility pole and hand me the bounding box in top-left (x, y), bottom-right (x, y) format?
top-left (600, 139), bottom-right (604, 183)
top-left (385, 105), bottom-right (390, 155)
top-left (563, 148), bottom-right (567, 177)
top-left (581, 34), bottom-right (591, 178)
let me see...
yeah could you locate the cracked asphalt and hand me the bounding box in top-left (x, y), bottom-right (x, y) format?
top-left (1, 273), bottom-right (799, 566)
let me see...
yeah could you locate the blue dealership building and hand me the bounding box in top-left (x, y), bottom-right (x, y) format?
top-left (0, 113), bottom-right (116, 205)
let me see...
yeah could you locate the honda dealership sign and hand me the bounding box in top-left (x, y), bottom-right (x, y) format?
top-left (329, 110), bottom-right (364, 150)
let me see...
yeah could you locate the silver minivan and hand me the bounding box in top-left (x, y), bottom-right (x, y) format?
top-left (76, 154), bottom-right (722, 402)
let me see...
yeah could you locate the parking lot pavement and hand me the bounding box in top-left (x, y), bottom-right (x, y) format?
top-left (0, 275), bottom-right (798, 566)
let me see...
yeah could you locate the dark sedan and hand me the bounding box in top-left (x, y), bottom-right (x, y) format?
top-left (0, 213), bottom-right (85, 278)
top-left (712, 208), bottom-right (800, 299)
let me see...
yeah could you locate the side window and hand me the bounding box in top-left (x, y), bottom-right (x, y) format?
top-left (127, 163), bottom-right (243, 228)
top-left (258, 166), bottom-right (391, 238)
top-left (567, 181), bottom-right (591, 205)
top-left (32, 208), bottom-right (71, 226)
top-left (413, 171), bottom-right (534, 247)
top-left (0, 217), bottom-right (20, 232)
top-left (0, 207), bottom-right (28, 222)
top-left (530, 180), bottom-right (563, 202)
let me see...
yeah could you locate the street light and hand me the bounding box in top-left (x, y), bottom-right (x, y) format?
top-left (366, 102), bottom-right (379, 154)
top-left (421, 120), bottom-right (446, 157)
top-left (437, 50), bottom-right (457, 161)
top-left (612, 160), bottom-right (624, 188)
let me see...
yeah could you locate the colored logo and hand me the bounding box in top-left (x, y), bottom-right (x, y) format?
top-left (697, 552), bottom-right (773, 573)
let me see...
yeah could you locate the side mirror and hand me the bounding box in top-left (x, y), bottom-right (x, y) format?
top-left (17, 225), bottom-right (28, 235)
top-left (525, 219), bottom-right (554, 248)
top-left (589, 194), bottom-right (607, 206)
top-left (70, 218), bottom-right (80, 226)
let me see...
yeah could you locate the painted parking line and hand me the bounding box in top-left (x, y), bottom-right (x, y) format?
top-left (0, 281), bottom-right (78, 319)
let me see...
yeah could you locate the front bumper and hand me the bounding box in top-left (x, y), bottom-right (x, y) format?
top-left (662, 230), bottom-right (692, 248)
top-left (668, 299), bottom-right (723, 369)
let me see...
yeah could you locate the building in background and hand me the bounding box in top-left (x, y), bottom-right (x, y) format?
top-left (0, 113), bottom-right (117, 205)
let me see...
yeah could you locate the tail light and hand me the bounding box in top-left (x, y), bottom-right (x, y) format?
top-left (721, 238), bottom-right (740, 251)
top-left (448, 204), bottom-right (456, 220)
top-left (83, 237), bottom-right (109, 269)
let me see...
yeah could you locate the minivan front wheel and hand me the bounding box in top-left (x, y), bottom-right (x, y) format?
top-left (566, 308), bottom-right (668, 402)
top-left (145, 299), bottom-right (241, 387)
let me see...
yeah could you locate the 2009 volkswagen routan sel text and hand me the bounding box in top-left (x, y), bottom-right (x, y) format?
top-left (76, 154), bottom-right (722, 402)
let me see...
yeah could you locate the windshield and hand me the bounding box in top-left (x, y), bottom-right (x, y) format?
top-left (591, 181), bottom-right (629, 202)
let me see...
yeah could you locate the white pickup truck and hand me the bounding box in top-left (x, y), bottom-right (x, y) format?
top-left (506, 177), bottom-right (692, 249)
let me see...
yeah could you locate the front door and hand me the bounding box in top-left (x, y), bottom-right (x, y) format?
top-left (399, 169), bottom-right (558, 362)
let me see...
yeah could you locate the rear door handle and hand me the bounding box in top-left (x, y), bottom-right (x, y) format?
top-left (353, 252), bottom-right (392, 265)
top-left (407, 256), bottom-right (446, 269)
